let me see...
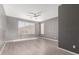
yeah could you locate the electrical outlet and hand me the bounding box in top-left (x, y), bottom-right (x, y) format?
top-left (73, 45), bottom-right (76, 49)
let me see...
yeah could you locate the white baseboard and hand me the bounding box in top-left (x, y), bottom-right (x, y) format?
top-left (0, 42), bottom-right (6, 55)
top-left (5, 37), bottom-right (38, 43)
top-left (58, 47), bottom-right (78, 55)
top-left (39, 37), bottom-right (58, 42)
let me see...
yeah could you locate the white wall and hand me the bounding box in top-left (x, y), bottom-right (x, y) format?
top-left (0, 5), bottom-right (7, 50)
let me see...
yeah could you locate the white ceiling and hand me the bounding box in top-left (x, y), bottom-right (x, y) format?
top-left (3, 4), bottom-right (60, 22)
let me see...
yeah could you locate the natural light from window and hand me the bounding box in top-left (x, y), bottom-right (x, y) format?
top-left (41, 23), bottom-right (44, 34)
top-left (18, 21), bottom-right (35, 35)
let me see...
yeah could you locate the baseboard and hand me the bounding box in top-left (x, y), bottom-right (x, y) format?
top-left (39, 37), bottom-right (58, 42)
top-left (58, 47), bottom-right (78, 55)
top-left (5, 37), bottom-right (38, 43)
top-left (0, 42), bottom-right (6, 55)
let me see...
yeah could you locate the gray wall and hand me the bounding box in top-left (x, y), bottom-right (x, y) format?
top-left (59, 4), bottom-right (79, 54)
top-left (40, 17), bottom-right (58, 40)
top-left (0, 5), bottom-right (7, 49)
top-left (5, 16), bottom-right (18, 41)
top-left (5, 16), bottom-right (40, 41)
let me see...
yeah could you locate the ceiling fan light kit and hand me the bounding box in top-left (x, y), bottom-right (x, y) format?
top-left (27, 10), bottom-right (42, 20)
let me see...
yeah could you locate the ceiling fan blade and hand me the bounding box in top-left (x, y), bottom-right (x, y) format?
top-left (27, 10), bottom-right (42, 18)
top-left (28, 12), bottom-right (34, 14)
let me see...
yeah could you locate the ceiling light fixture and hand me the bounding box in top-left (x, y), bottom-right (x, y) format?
top-left (27, 10), bottom-right (42, 20)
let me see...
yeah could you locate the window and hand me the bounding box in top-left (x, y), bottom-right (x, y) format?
top-left (41, 23), bottom-right (44, 34)
top-left (18, 21), bottom-right (35, 35)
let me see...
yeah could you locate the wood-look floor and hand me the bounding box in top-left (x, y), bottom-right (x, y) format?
top-left (1, 39), bottom-right (73, 55)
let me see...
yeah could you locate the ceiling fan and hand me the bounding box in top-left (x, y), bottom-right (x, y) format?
top-left (27, 11), bottom-right (42, 20)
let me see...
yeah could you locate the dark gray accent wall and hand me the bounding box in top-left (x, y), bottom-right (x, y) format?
top-left (59, 4), bottom-right (79, 54)
top-left (5, 16), bottom-right (40, 41)
top-left (40, 17), bottom-right (58, 40)
top-left (0, 5), bottom-right (7, 50)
